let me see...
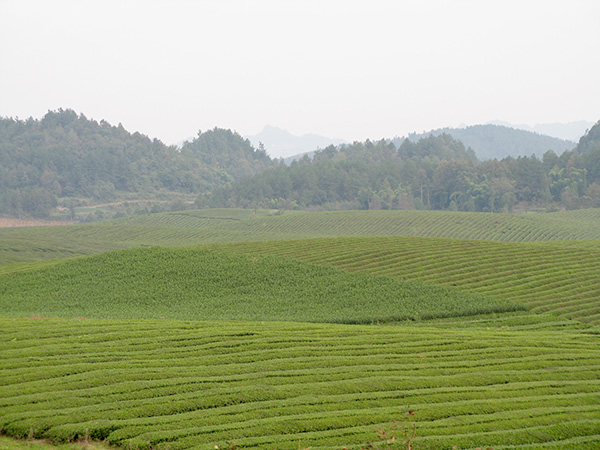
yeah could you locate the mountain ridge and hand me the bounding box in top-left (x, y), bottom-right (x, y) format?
top-left (487, 120), bottom-right (594, 142)
top-left (395, 124), bottom-right (576, 160)
top-left (246, 125), bottom-right (347, 159)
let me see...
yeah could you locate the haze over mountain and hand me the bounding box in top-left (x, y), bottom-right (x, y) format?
top-left (487, 120), bottom-right (594, 142)
top-left (246, 125), bottom-right (347, 159)
top-left (396, 124), bottom-right (576, 160)
top-left (275, 123), bottom-right (580, 163)
top-left (205, 121), bottom-right (600, 214)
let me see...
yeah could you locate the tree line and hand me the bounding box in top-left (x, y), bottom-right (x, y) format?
top-left (0, 110), bottom-right (274, 218)
top-left (202, 123), bottom-right (600, 213)
top-left (2, 109), bottom-right (599, 218)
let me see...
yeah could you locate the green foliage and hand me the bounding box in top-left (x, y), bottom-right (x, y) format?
top-left (2, 111), bottom-right (599, 218)
top-left (213, 236), bottom-right (600, 325)
top-left (203, 128), bottom-right (600, 213)
top-left (1, 319), bottom-right (600, 449)
top-left (0, 111), bottom-right (275, 218)
top-left (0, 246), bottom-right (520, 323)
top-left (3, 208), bottom-right (600, 266)
top-left (202, 135), bottom-right (480, 211)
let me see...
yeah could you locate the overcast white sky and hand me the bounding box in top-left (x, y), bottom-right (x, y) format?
top-left (1, 0), bottom-right (599, 145)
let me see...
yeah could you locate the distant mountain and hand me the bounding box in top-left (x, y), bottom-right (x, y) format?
top-left (205, 127), bottom-right (600, 213)
top-left (283, 150), bottom-right (317, 165)
top-left (394, 124), bottom-right (575, 160)
top-left (246, 125), bottom-right (347, 159)
top-left (487, 120), bottom-right (594, 142)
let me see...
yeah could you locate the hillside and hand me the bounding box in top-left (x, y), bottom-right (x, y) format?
top-left (2, 208), bottom-right (600, 266)
top-left (3, 111), bottom-right (599, 219)
top-left (0, 246), bottom-right (519, 323)
top-left (0, 110), bottom-right (274, 218)
top-left (2, 205), bottom-right (600, 449)
top-left (395, 124), bottom-right (576, 159)
top-left (214, 236), bottom-right (600, 324)
top-left (2, 318), bottom-right (600, 450)
top-left (3, 209), bottom-right (600, 325)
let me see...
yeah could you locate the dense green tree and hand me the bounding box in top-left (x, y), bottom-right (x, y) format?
top-left (0, 110), bottom-right (275, 218)
top-left (204, 124), bottom-right (600, 214)
top-left (3, 109), bottom-right (600, 218)
top-left (576, 120), bottom-right (600, 154)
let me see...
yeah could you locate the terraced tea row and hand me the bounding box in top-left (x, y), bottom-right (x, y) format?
top-left (2, 208), bottom-right (600, 265)
top-left (0, 436), bottom-right (111, 450)
top-left (213, 237), bottom-right (600, 325)
top-left (0, 247), bottom-right (518, 323)
top-left (206, 209), bottom-right (600, 242)
top-left (0, 224), bottom-right (292, 266)
top-left (115, 208), bottom-right (276, 229)
top-left (1, 318), bottom-right (599, 450)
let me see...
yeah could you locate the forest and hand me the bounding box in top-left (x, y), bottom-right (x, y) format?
top-left (0, 109), bottom-right (273, 218)
top-left (1, 109), bottom-right (599, 218)
top-left (204, 123), bottom-right (600, 213)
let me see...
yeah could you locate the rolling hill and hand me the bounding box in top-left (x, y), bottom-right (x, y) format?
top-left (2, 207), bottom-right (600, 450)
top-left (396, 124), bottom-right (576, 159)
top-left (2, 208), bottom-right (600, 267)
top-left (0, 246), bottom-right (520, 323)
top-left (213, 236), bottom-right (600, 325)
top-left (2, 319), bottom-right (600, 450)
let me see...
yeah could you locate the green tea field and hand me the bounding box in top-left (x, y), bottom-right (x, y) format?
top-left (0, 247), bottom-right (520, 323)
top-left (2, 208), bottom-right (600, 265)
top-left (1, 208), bottom-right (600, 450)
top-left (2, 319), bottom-right (600, 450)
top-left (212, 236), bottom-right (600, 325)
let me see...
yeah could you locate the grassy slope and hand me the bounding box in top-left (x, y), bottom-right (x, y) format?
top-left (1, 318), bottom-right (600, 450)
top-left (0, 209), bottom-right (278, 266)
top-left (0, 247), bottom-right (520, 324)
top-left (211, 236), bottom-right (600, 325)
top-left (212, 209), bottom-right (600, 241)
top-left (2, 208), bottom-right (600, 449)
top-left (2, 208), bottom-right (600, 266)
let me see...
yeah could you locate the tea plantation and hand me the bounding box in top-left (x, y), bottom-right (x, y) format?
top-left (0, 247), bottom-right (520, 323)
top-left (2, 319), bottom-right (600, 450)
top-left (1, 208), bottom-right (600, 449)
top-left (2, 208), bottom-right (600, 265)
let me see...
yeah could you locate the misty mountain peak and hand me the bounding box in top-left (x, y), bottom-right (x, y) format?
top-left (246, 126), bottom-right (347, 159)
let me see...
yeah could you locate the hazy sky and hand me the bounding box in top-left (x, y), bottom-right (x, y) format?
top-left (1, 0), bottom-right (598, 145)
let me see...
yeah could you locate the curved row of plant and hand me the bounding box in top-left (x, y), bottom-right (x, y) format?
top-left (2, 208), bottom-right (600, 266)
top-left (212, 236), bottom-right (600, 325)
top-left (2, 319), bottom-right (600, 450)
top-left (0, 247), bottom-right (519, 323)
top-left (211, 209), bottom-right (600, 242)
top-left (111, 208), bottom-right (600, 242)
